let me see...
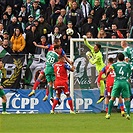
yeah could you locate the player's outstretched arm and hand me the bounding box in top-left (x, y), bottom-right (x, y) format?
top-left (64, 54), bottom-right (73, 65)
top-left (83, 35), bottom-right (93, 50)
top-left (33, 41), bottom-right (48, 49)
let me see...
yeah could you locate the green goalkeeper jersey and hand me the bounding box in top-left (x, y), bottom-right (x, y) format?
top-left (112, 61), bottom-right (131, 81)
top-left (44, 51), bottom-right (58, 75)
top-left (84, 40), bottom-right (105, 73)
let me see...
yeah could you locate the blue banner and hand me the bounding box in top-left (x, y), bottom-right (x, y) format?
top-left (0, 89), bottom-right (133, 113)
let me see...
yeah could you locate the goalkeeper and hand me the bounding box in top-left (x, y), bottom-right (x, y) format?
top-left (83, 35), bottom-right (105, 104)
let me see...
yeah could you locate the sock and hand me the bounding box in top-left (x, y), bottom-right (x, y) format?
top-left (45, 86), bottom-right (49, 96)
top-left (100, 80), bottom-right (105, 96)
top-left (2, 102), bottom-right (6, 112)
top-left (67, 97), bottom-right (74, 111)
top-left (108, 100), bottom-right (114, 115)
top-left (49, 86), bottom-right (53, 98)
top-left (105, 104), bottom-right (108, 113)
top-left (119, 103), bottom-right (124, 111)
top-left (124, 100), bottom-right (130, 115)
top-left (33, 79), bottom-right (41, 90)
top-left (52, 98), bottom-right (59, 111)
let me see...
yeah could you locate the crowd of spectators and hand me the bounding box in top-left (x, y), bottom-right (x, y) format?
top-left (0, 0), bottom-right (132, 55)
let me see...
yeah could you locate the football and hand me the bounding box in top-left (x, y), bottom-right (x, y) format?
top-left (66, 28), bottom-right (74, 36)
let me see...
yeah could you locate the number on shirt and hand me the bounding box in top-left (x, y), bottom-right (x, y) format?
top-left (119, 67), bottom-right (124, 75)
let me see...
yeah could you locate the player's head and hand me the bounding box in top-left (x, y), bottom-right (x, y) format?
top-left (117, 53), bottom-right (124, 61)
top-left (94, 44), bottom-right (101, 52)
top-left (54, 38), bottom-right (61, 45)
top-left (58, 55), bottom-right (65, 62)
top-left (121, 40), bottom-right (128, 48)
top-left (108, 58), bottom-right (114, 64)
top-left (54, 44), bottom-right (61, 53)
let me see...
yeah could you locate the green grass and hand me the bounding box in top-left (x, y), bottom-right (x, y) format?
top-left (0, 113), bottom-right (133, 133)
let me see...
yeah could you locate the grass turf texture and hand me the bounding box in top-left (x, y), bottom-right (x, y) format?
top-left (0, 113), bottom-right (133, 133)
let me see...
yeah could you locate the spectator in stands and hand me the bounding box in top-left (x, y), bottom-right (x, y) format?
top-left (99, 13), bottom-right (109, 30)
top-left (10, 28), bottom-right (25, 55)
top-left (55, 15), bottom-right (67, 35)
top-left (86, 31), bottom-right (93, 38)
top-left (4, 6), bottom-right (14, 21)
top-left (91, 0), bottom-right (105, 27)
top-left (33, 19), bottom-right (39, 31)
top-left (80, 0), bottom-right (91, 24)
top-left (31, 1), bottom-right (41, 20)
top-left (18, 5), bottom-right (27, 23)
top-left (60, 8), bottom-right (67, 24)
top-left (66, 0), bottom-right (74, 13)
top-left (7, 16), bottom-right (23, 39)
top-left (117, 0), bottom-right (126, 14)
top-left (45, 0), bottom-right (62, 28)
top-left (125, 1), bottom-right (131, 20)
top-left (66, 1), bottom-right (84, 33)
top-left (61, 21), bottom-right (79, 54)
top-left (6, 0), bottom-right (23, 16)
top-left (48, 26), bottom-right (62, 44)
top-left (25, 15), bottom-right (34, 33)
top-left (0, 13), bottom-right (10, 31)
top-left (97, 28), bottom-right (107, 38)
top-left (24, 0), bottom-right (33, 17)
top-left (17, 15), bottom-right (25, 33)
top-left (105, 0), bottom-right (118, 28)
top-left (110, 23), bottom-right (124, 38)
top-left (81, 15), bottom-right (98, 38)
top-left (113, 9), bottom-right (128, 36)
top-left (34, 35), bottom-right (49, 55)
top-left (38, 15), bottom-right (52, 38)
top-left (25, 24), bottom-right (40, 54)
top-left (2, 32), bottom-right (9, 40)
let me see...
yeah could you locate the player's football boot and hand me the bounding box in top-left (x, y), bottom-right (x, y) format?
top-left (121, 111), bottom-right (125, 117)
top-left (105, 114), bottom-right (110, 119)
top-left (97, 96), bottom-right (105, 104)
top-left (50, 110), bottom-right (55, 114)
top-left (43, 95), bottom-right (48, 101)
top-left (28, 91), bottom-right (35, 97)
top-left (70, 110), bottom-right (76, 114)
top-left (126, 115), bottom-right (130, 120)
top-left (130, 94), bottom-right (133, 102)
top-left (2, 111), bottom-right (10, 114)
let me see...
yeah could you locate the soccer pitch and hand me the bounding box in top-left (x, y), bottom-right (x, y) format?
top-left (0, 113), bottom-right (133, 133)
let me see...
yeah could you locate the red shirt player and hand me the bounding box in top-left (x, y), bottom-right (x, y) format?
top-left (51, 55), bottom-right (75, 114)
top-left (97, 58), bottom-right (125, 115)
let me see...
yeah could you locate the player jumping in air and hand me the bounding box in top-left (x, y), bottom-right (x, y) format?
top-left (98, 58), bottom-right (125, 116)
top-left (105, 53), bottom-right (131, 120)
top-left (83, 35), bottom-right (105, 104)
top-left (51, 55), bottom-right (75, 114)
top-left (28, 38), bottom-right (73, 102)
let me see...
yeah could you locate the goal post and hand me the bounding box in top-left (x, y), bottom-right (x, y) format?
top-left (70, 38), bottom-right (133, 112)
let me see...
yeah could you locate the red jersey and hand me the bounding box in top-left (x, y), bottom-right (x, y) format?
top-left (54, 62), bottom-right (69, 81)
top-left (98, 64), bottom-right (115, 85)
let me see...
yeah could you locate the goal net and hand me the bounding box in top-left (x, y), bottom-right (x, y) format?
top-left (70, 38), bottom-right (133, 113)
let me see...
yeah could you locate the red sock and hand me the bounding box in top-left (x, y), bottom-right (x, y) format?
top-left (120, 105), bottom-right (124, 111)
top-left (68, 97), bottom-right (74, 111)
top-left (105, 107), bottom-right (108, 113)
top-left (45, 87), bottom-right (49, 96)
top-left (52, 98), bottom-right (59, 111)
top-left (33, 79), bottom-right (41, 90)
